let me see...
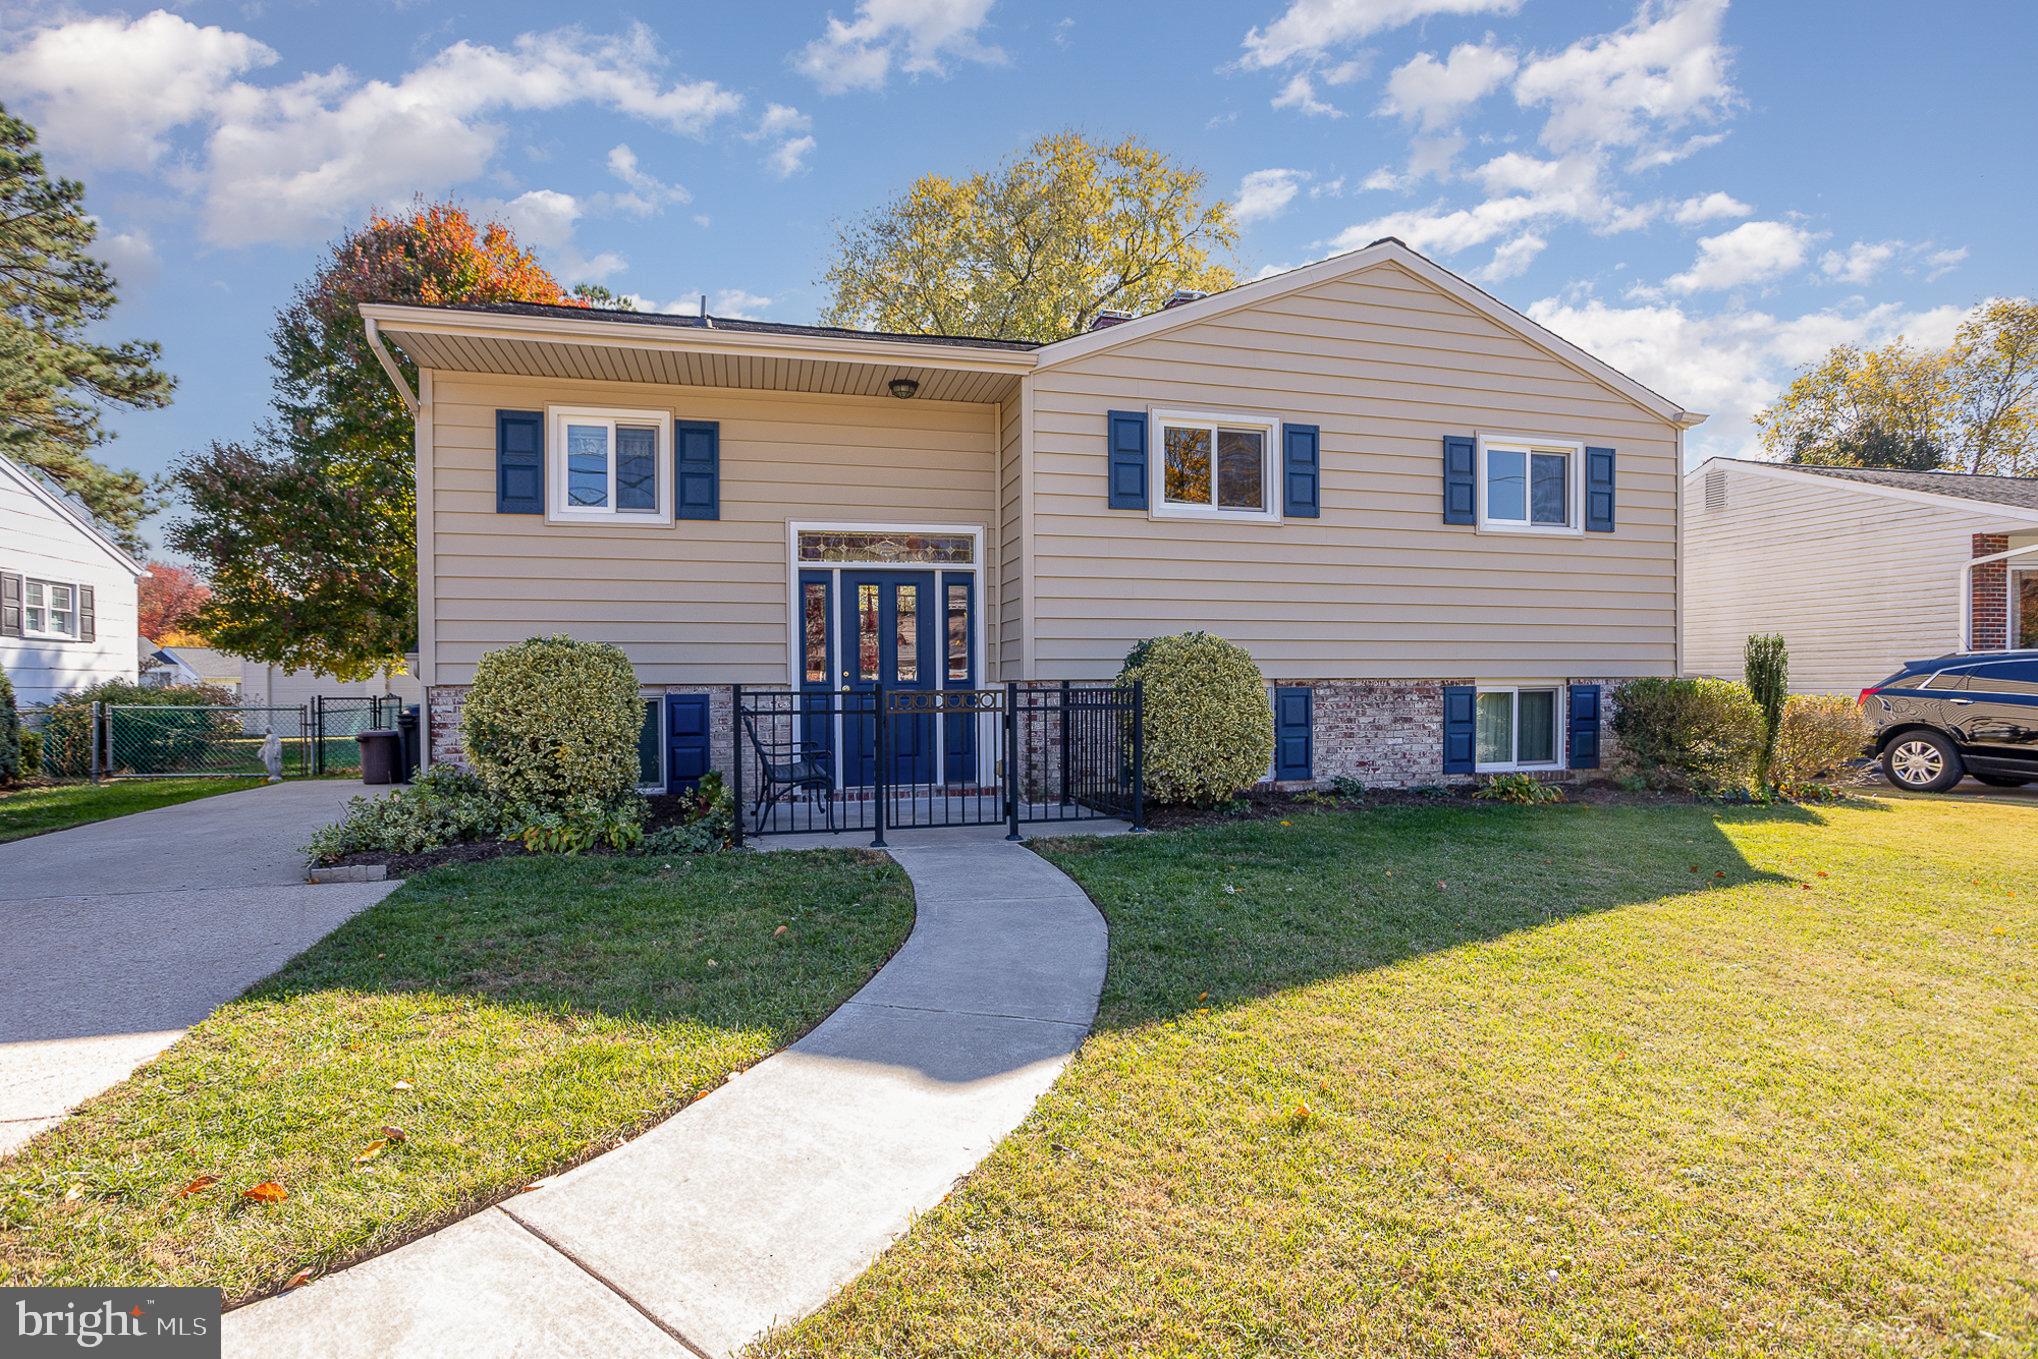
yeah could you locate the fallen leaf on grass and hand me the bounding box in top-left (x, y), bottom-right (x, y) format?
top-left (773, 925), bottom-right (788, 937)
top-left (242, 1182), bottom-right (287, 1205)
top-left (63, 1185), bottom-right (84, 1204)
top-left (380, 1125), bottom-right (408, 1143)
top-left (284, 1268), bottom-right (315, 1290)
top-left (1287, 1101), bottom-right (1314, 1128)
top-left (351, 1140), bottom-right (390, 1165)
top-left (176, 1176), bottom-right (219, 1199)
top-left (390, 1080), bottom-right (413, 1091)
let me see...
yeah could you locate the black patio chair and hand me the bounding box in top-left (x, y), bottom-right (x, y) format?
top-left (740, 709), bottom-right (835, 831)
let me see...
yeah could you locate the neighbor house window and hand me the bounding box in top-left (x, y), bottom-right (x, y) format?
top-left (1477, 435), bottom-right (1582, 533)
top-left (2016, 569), bottom-right (2037, 650)
top-left (23, 579), bottom-right (78, 639)
top-left (1151, 410), bottom-right (1280, 521)
top-left (548, 407), bottom-right (673, 523)
top-left (1475, 685), bottom-right (1561, 771)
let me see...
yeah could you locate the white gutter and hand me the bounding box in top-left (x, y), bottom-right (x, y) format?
top-left (363, 317), bottom-right (419, 415)
top-left (1959, 540), bottom-right (2038, 651)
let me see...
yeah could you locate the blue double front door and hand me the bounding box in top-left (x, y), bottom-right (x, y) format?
top-left (798, 568), bottom-right (977, 788)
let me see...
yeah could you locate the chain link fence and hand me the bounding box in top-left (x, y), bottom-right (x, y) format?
top-left (17, 695), bottom-right (406, 781)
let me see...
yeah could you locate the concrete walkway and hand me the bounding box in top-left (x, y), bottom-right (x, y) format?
top-left (0, 780), bottom-right (396, 1154)
top-left (225, 830), bottom-right (1110, 1359)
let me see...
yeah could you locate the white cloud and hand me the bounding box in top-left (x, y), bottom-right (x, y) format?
top-left (490, 189), bottom-right (625, 283)
top-left (1528, 294), bottom-right (1975, 458)
top-left (1923, 246), bottom-right (1968, 281)
top-left (1378, 42), bottom-right (1517, 131)
top-left (1513, 0), bottom-right (1734, 159)
top-left (1819, 239), bottom-right (1899, 286)
top-left (1665, 219), bottom-right (1815, 293)
top-left (754, 103), bottom-right (813, 139)
top-left (605, 143), bottom-right (691, 213)
top-left (796, 0), bottom-right (1002, 94)
top-left (1335, 149), bottom-right (1653, 257)
top-left (767, 135), bottom-right (817, 178)
top-left (626, 288), bottom-right (776, 320)
top-left (1241, 0), bottom-right (1523, 69)
top-left (3, 16), bottom-right (743, 246)
top-left (1235, 168), bottom-right (1310, 224)
top-left (95, 226), bottom-right (159, 286)
top-left (1272, 73), bottom-right (1344, 117)
top-left (1670, 190), bottom-right (1751, 225)
top-left (0, 10), bottom-right (276, 168)
top-left (1471, 232), bottom-right (1545, 283)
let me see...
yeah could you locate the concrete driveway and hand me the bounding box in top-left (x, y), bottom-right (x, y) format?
top-left (0, 780), bottom-right (397, 1155)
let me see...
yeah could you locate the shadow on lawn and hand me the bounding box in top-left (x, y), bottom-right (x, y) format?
top-left (1039, 800), bottom-right (1827, 1032)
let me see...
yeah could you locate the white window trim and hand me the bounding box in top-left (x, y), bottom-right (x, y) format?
top-left (638, 694), bottom-right (666, 793)
top-left (1473, 682), bottom-right (1566, 773)
top-left (1476, 433), bottom-right (1585, 537)
top-left (2014, 566), bottom-right (2037, 650)
top-left (547, 405), bottom-right (674, 525)
top-left (1148, 408), bottom-right (1283, 524)
top-left (23, 576), bottom-right (81, 641)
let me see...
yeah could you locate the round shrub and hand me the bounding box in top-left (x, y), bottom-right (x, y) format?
top-left (1770, 694), bottom-right (1870, 797)
top-left (1117, 631), bottom-right (1273, 807)
top-left (1610, 677), bottom-right (1764, 796)
top-left (460, 636), bottom-right (642, 813)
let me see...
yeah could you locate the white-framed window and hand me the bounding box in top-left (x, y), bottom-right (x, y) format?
top-left (24, 578), bottom-right (79, 640)
top-left (1150, 409), bottom-right (1281, 522)
top-left (637, 696), bottom-right (664, 792)
top-left (2014, 568), bottom-right (2037, 650)
top-left (548, 406), bottom-right (673, 524)
top-left (1477, 434), bottom-right (1583, 535)
top-left (1475, 684), bottom-right (1563, 771)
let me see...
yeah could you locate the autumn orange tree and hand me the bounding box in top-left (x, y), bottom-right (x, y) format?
top-left (137, 562), bottom-right (210, 640)
top-left (170, 204), bottom-right (583, 678)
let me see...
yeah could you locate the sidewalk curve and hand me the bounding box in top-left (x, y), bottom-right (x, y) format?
top-left (224, 833), bottom-right (1110, 1359)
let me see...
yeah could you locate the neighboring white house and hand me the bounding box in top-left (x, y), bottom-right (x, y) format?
top-left (1682, 459), bottom-right (2038, 695)
top-left (0, 453), bottom-right (146, 706)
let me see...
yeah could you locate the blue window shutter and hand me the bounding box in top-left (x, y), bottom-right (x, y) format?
top-left (1567, 684), bottom-right (1602, 770)
top-left (1282, 424), bottom-right (1320, 518)
top-left (1442, 435), bottom-right (1476, 524)
top-left (1274, 685), bottom-right (1313, 781)
top-left (676, 420), bottom-right (720, 520)
top-left (665, 693), bottom-right (711, 791)
top-left (496, 410), bottom-right (543, 514)
top-left (1107, 410), bottom-right (1148, 510)
top-left (1585, 446), bottom-right (1616, 532)
top-left (1442, 684), bottom-right (1476, 774)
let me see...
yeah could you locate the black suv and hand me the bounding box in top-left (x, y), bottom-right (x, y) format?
top-left (1860, 651), bottom-right (2038, 792)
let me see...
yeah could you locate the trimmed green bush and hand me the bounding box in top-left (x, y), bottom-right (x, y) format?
top-left (1610, 677), bottom-right (1764, 796)
top-left (460, 636), bottom-right (642, 813)
top-left (0, 662), bottom-right (19, 784)
top-left (303, 764), bottom-right (508, 864)
top-left (1770, 694), bottom-right (1871, 797)
top-left (1117, 631), bottom-right (1273, 807)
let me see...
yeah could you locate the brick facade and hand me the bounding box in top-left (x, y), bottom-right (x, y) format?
top-left (1971, 533), bottom-right (2010, 652)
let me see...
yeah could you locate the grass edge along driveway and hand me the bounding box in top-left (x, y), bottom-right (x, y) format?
top-left (757, 797), bottom-right (2038, 1359)
top-left (0, 849), bottom-right (914, 1306)
top-left (0, 778), bottom-right (265, 844)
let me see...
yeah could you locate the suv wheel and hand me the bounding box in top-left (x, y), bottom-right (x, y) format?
top-left (1883, 730), bottom-right (1964, 793)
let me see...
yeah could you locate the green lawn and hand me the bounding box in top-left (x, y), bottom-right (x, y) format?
top-left (758, 797), bottom-right (2038, 1359)
top-left (0, 850), bottom-right (913, 1305)
top-left (0, 778), bottom-right (264, 843)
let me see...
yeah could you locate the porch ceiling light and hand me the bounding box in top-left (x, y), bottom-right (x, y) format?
top-left (887, 376), bottom-right (920, 399)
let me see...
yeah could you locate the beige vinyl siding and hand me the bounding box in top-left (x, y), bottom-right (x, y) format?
top-left (1026, 260), bottom-right (1682, 681)
top-left (1682, 462), bottom-right (2034, 694)
top-left (997, 391), bottom-right (1025, 679)
top-left (425, 375), bottom-right (1000, 685)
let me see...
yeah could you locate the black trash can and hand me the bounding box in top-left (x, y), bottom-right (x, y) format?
top-left (395, 705), bottom-right (421, 782)
top-left (357, 729), bottom-right (401, 785)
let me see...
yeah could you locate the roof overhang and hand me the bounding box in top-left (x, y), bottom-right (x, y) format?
top-left (1693, 457), bottom-right (2038, 526)
top-left (1032, 238), bottom-right (1706, 430)
top-left (0, 454), bottom-right (146, 576)
top-left (361, 304), bottom-right (1031, 406)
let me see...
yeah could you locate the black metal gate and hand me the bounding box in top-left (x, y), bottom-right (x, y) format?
top-left (309, 694), bottom-right (404, 775)
top-left (733, 680), bottom-right (1144, 844)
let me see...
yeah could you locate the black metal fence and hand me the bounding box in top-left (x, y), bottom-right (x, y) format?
top-left (309, 695), bottom-right (406, 775)
top-left (733, 680), bottom-right (1144, 845)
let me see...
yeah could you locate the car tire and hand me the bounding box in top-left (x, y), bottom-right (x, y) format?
top-left (1882, 730), bottom-right (1964, 793)
top-left (1972, 773), bottom-right (2032, 788)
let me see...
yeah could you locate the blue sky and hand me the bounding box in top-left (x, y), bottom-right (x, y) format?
top-left (3, 0), bottom-right (2032, 552)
